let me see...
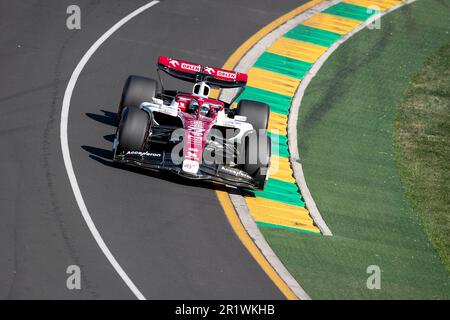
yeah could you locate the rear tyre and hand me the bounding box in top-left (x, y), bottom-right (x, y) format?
top-left (241, 131), bottom-right (271, 190)
top-left (235, 99), bottom-right (270, 131)
top-left (117, 75), bottom-right (158, 124)
top-left (117, 107), bottom-right (150, 154)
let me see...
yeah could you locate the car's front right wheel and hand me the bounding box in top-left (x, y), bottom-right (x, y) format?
top-left (240, 131), bottom-right (271, 190)
top-left (235, 99), bottom-right (270, 131)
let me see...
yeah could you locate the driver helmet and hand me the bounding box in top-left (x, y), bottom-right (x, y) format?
top-left (200, 104), bottom-right (210, 117)
top-left (187, 99), bottom-right (199, 114)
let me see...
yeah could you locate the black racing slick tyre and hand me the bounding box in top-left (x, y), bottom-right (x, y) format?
top-left (117, 107), bottom-right (150, 153)
top-left (117, 75), bottom-right (158, 124)
top-left (241, 131), bottom-right (271, 190)
top-left (235, 99), bottom-right (270, 131)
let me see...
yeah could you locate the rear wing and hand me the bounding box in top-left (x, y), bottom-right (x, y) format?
top-left (157, 56), bottom-right (247, 89)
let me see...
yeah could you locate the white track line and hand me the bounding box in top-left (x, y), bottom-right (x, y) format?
top-left (60, 0), bottom-right (159, 300)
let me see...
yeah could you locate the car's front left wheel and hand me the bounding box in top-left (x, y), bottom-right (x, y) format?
top-left (117, 75), bottom-right (158, 124)
top-left (116, 107), bottom-right (150, 154)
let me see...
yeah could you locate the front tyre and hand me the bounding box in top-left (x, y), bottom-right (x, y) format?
top-left (117, 75), bottom-right (158, 124)
top-left (235, 99), bottom-right (270, 131)
top-left (241, 131), bottom-right (271, 190)
top-left (116, 107), bottom-right (150, 154)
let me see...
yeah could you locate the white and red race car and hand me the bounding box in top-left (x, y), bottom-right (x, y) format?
top-left (113, 56), bottom-right (271, 190)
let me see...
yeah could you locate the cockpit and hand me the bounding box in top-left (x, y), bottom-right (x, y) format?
top-left (185, 99), bottom-right (216, 118)
top-left (173, 81), bottom-right (224, 119)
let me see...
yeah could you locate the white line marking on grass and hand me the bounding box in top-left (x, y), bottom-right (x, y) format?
top-left (60, 0), bottom-right (160, 300)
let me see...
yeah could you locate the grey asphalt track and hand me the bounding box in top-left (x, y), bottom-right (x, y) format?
top-left (0, 0), bottom-right (306, 299)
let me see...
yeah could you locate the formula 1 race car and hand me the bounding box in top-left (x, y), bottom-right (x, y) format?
top-left (113, 56), bottom-right (271, 190)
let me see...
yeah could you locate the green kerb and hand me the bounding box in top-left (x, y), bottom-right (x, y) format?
top-left (250, 178), bottom-right (305, 207)
top-left (254, 52), bottom-right (312, 79)
top-left (257, 221), bottom-right (320, 234)
top-left (236, 86), bottom-right (292, 115)
top-left (268, 131), bottom-right (289, 158)
top-left (284, 24), bottom-right (341, 47)
top-left (323, 2), bottom-right (379, 21)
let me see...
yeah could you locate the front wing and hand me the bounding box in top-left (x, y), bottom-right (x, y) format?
top-left (113, 150), bottom-right (259, 190)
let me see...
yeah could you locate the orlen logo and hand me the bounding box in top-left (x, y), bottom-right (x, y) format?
top-left (169, 59), bottom-right (179, 67)
top-left (217, 70), bottom-right (236, 79)
top-left (181, 63), bottom-right (201, 72)
top-left (204, 67), bottom-right (215, 75)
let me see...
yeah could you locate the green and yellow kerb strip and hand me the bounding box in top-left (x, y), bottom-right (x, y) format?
top-left (231, 0), bottom-right (403, 234)
top-left (210, 0), bottom-right (403, 300)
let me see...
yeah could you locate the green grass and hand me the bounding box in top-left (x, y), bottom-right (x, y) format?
top-left (260, 0), bottom-right (450, 299)
top-left (394, 42), bottom-right (450, 272)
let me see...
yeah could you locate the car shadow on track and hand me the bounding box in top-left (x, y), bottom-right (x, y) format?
top-left (86, 110), bottom-right (117, 127)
